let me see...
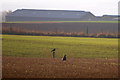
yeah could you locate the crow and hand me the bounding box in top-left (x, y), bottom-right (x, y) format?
top-left (62, 55), bottom-right (67, 61)
top-left (51, 48), bottom-right (56, 52)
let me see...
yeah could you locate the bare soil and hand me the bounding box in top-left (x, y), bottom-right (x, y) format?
top-left (2, 56), bottom-right (118, 78)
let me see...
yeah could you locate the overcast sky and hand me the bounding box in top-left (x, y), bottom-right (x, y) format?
top-left (0, 0), bottom-right (119, 16)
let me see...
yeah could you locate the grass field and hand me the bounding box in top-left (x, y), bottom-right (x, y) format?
top-left (2, 21), bottom-right (120, 23)
top-left (2, 35), bottom-right (118, 58)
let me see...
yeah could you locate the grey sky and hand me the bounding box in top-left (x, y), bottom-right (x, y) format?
top-left (1, 0), bottom-right (119, 16)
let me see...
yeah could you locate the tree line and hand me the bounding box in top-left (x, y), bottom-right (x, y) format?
top-left (2, 27), bottom-right (119, 38)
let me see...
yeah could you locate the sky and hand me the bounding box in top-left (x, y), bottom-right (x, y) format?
top-left (0, 0), bottom-right (119, 16)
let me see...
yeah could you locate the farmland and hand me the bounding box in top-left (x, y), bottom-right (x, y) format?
top-left (2, 35), bottom-right (118, 78)
top-left (2, 35), bottom-right (118, 58)
top-left (2, 21), bottom-right (120, 23)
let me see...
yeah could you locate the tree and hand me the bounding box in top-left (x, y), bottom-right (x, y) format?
top-left (0, 10), bottom-right (12, 22)
top-left (86, 26), bottom-right (89, 35)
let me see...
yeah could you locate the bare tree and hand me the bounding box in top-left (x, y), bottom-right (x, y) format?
top-left (86, 26), bottom-right (89, 35)
top-left (0, 10), bottom-right (12, 22)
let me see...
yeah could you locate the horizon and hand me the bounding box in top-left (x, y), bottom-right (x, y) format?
top-left (4, 8), bottom-right (120, 17)
top-left (1, 0), bottom-right (119, 16)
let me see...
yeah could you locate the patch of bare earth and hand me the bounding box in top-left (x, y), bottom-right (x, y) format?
top-left (2, 56), bottom-right (118, 78)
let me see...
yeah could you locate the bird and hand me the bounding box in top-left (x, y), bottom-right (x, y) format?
top-left (51, 48), bottom-right (56, 52)
top-left (62, 55), bottom-right (67, 61)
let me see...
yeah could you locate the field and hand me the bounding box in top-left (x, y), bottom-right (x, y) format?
top-left (2, 35), bottom-right (118, 78)
top-left (3, 35), bottom-right (118, 58)
top-left (2, 21), bottom-right (120, 23)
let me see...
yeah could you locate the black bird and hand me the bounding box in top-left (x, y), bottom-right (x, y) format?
top-left (51, 48), bottom-right (56, 52)
top-left (62, 55), bottom-right (67, 61)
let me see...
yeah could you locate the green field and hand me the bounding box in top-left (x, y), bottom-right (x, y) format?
top-left (2, 35), bottom-right (118, 58)
top-left (2, 21), bottom-right (120, 23)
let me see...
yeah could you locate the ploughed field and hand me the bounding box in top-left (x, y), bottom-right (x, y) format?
top-left (3, 57), bottom-right (118, 78)
top-left (2, 35), bottom-right (118, 78)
